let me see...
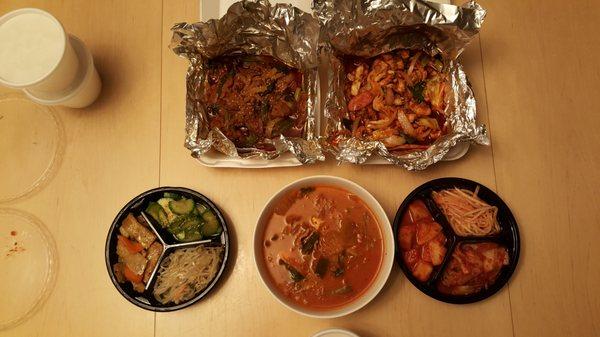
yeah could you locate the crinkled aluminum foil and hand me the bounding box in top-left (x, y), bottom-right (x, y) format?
top-left (315, 0), bottom-right (489, 170)
top-left (170, 0), bottom-right (323, 164)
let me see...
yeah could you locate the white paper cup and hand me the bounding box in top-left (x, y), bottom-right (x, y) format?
top-left (0, 8), bottom-right (79, 93)
top-left (24, 35), bottom-right (101, 108)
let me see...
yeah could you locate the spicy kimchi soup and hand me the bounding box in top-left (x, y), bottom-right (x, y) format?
top-left (262, 186), bottom-right (384, 310)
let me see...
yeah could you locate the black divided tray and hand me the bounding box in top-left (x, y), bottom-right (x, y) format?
top-left (105, 187), bottom-right (230, 311)
top-left (393, 177), bottom-right (520, 304)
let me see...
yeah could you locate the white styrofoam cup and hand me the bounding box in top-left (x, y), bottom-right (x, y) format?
top-left (24, 35), bottom-right (101, 108)
top-left (0, 8), bottom-right (79, 93)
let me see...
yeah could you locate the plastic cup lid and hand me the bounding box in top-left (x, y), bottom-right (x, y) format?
top-left (0, 208), bottom-right (58, 330)
top-left (0, 8), bottom-right (67, 87)
top-left (0, 94), bottom-right (64, 202)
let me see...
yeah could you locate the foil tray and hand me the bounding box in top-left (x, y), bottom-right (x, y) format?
top-left (197, 0), bottom-right (464, 168)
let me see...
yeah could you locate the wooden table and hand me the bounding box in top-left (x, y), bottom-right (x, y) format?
top-left (1, 1), bottom-right (599, 336)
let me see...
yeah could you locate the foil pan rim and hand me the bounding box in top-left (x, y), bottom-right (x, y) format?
top-left (172, 0), bottom-right (324, 165)
top-left (316, 0), bottom-right (488, 170)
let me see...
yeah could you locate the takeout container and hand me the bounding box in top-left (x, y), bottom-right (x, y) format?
top-left (254, 176), bottom-right (394, 318)
top-left (0, 8), bottom-right (101, 108)
top-left (105, 187), bottom-right (229, 311)
top-left (171, 0), bottom-right (323, 166)
top-left (315, 0), bottom-right (488, 169)
top-left (174, 0), bottom-right (482, 168)
top-left (393, 177), bottom-right (520, 304)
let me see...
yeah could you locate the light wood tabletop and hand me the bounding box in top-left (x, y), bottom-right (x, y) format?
top-left (1, 0), bottom-right (599, 337)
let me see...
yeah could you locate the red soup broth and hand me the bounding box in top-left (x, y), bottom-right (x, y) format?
top-left (262, 185), bottom-right (383, 310)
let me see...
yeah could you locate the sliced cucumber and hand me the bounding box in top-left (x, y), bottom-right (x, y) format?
top-left (157, 198), bottom-right (176, 222)
top-left (158, 210), bottom-right (169, 228)
top-left (169, 215), bottom-right (204, 242)
top-left (150, 196), bottom-right (215, 242)
top-left (196, 204), bottom-right (208, 215)
top-left (169, 198), bottom-right (195, 215)
top-left (201, 211), bottom-right (222, 236)
top-left (146, 202), bottom-right (169, 227)
top-left (146, 202), bottom-right (161, 221)
top-left (163, 192), bottom-right (182, 200)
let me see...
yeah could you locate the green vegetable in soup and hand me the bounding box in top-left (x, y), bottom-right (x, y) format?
top-left (300, 232), bottom-right (319, 255)
top-left (279, 258), bottom-right (305, 282)
top-left (299, 186), bottom-right (315, 197)
top-left (313, 258), bottom-right (329, 278)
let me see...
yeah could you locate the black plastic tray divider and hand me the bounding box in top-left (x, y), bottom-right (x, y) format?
top-left (393, 177), bottom-right (520, 304)
top-left (105, 186), bottom-right (230, 312)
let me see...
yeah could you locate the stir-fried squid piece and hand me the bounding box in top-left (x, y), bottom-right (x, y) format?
top-left (201, 55), bottom-right (307, 150)
top-left (340, 49), bottom-right (449, 152)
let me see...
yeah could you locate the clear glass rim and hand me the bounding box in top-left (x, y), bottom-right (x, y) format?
top-left (0, 207), bottom-right (59, 330)
top-left (0, 93), bottom-right (65, 203)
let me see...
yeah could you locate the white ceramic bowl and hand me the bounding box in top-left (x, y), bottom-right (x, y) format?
top-left (312, 328), bottom-right (360, 337)
top-left (254, 175), bottom-right (394, 318)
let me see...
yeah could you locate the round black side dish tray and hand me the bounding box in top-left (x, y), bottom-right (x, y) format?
top-left (393, 177), bottom-right (520, 304)
top-left (105, 187), bottom-right (230, 312)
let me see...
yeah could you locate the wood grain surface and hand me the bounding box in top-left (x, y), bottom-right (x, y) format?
top-left (0, 0), bottom-right (598, 336)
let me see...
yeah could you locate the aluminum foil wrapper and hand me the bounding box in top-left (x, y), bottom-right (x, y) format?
top-left (315, 0), bottom-right (489, 170)
top-left (170, 0), bottom-right (323, 164)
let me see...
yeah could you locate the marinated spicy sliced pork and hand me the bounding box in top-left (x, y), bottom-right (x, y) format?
top-left (201, 55), bottom-right (307, 150)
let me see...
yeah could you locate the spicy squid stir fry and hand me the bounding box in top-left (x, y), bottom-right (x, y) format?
top-left (201, 55), bottom-right (307, 150)
top-left (340, 49), bottom-right (449, 151)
